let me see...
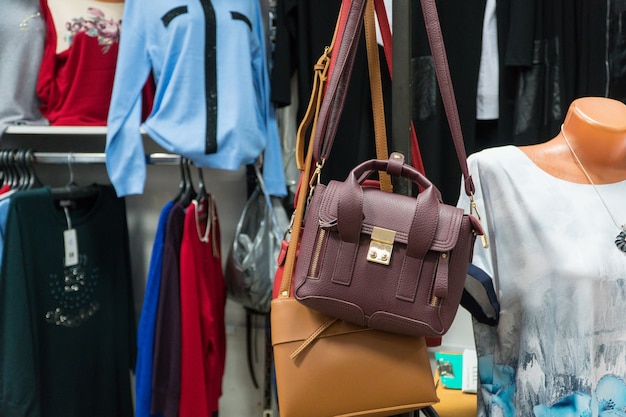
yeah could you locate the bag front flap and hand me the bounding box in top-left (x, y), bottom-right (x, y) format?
top-left (317, 181), bottom-right (465, 251)
top-left (270, 298), bottom-right (373, 346)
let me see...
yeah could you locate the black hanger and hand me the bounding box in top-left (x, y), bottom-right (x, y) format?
top-left (10, 150), bottom-right (22, 190)
top-left (195, 164), bottom-right (208, 204)
top-left (176, 157), bottom-right (195, 207)
top-left (173, 156), bottom-right (187, 202)
top-left (51, 153), bottom-right (99, 202)
top-left (192, 163), bottom-right (211, 226)
top-left (25, 149), bottom-right (43, 189)
top-left (0, 150), bottom-right (8, 188)
top-left (14, 150), bottom-right (30, 190)
top-left (1, 150), bottom-right (18, 189)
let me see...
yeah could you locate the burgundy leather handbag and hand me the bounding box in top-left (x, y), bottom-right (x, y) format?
top-left (292, 0), bottom-right (487, 338)
top-left (294, 152), bottom-right (483, 337)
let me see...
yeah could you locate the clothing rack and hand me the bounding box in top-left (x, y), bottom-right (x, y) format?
top-left (31, 152), bottom-right (181, 165)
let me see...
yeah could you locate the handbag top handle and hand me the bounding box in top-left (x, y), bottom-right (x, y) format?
top-left (312, 0), bottom-right (476, 198)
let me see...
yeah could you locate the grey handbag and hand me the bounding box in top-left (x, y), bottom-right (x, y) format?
top-left (224, 164), bottom-right (289, 313)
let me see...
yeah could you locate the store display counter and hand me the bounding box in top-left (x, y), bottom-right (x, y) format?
top-left (432, 383), bottom-right (477, 417)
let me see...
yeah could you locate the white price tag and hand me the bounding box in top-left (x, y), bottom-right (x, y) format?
top-left (63, 228), bottom-right (79, 266)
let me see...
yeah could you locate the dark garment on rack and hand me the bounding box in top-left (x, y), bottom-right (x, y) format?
top-left (605, 0), bottom-right (626, 101)
top-left (495, 0), bottom-right (626, 145)
top-left (271, 0), bottom-right (393, 184)
top-left (496, 0), bottom-right (573, 147)
top-left (413, 0), bottom-right (626, 204)
top-left (270, 0), bottom-right (339, 112)
top-left (135, 199), bottom-right (174, 417)
top-left (151, 201), bottom-right (186, 417)
top-left (575, 0), bottom-right (609, 96)
top-left (0, 185), bottom-right (135, 417)
top-left (496, 0), bottom-right (626, 145)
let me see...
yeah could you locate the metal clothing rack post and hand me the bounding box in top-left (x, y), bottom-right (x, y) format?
top-left (392, 5), bottom-right (442, 416)
top-left (392, 4), bottom-right (441, 417)
top-left (392, 0), bottom-right (412, 197)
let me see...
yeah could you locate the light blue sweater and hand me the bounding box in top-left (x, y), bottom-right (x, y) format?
top-left (106, 0), bottom-right (286, 197)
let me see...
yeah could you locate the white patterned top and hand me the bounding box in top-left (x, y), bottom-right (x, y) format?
top-left (457, 145), bottom-right (626, 417)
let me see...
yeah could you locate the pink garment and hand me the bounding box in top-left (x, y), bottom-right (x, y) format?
top-left (178, 196), bottom-right (227, 415)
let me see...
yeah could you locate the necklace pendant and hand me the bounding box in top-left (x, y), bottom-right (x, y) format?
top-left (615, 229), bottom-right (626, 252)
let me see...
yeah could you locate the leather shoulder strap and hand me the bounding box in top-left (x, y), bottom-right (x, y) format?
top-left (364, 0), bottom-right (392, 192)
top-left (313, 0), bottom-right (475, 196)
top-left (312, 0), bottom-right (366, 165)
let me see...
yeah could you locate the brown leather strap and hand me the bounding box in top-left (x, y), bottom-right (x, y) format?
top-left (279, 36), bottom-right (329, 296)
top-left (279, 123), bottom-right (315, 297)
top-left (295, 47), bottom-right (332, 172)
top-left (313, 0), bottom-right (475, 197)
top-left (418, 0), bottom-right (474, 196)
top-left (283, 1), bottom-right (391, 298)
top-left (313, 0), bottom-right (366, 167)
top-left (364, 0), bottom-right (392, 192)
top-left (294, 3), bottom-right (343, 171)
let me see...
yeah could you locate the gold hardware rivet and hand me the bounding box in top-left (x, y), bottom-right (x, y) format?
top-left (381, 254), bottom-right (388, 261)
top-left (281, 291), bottom-right (288, 297)
top-left (369, 250), bottom-right (377, 258)
top-left (441, 253), bottom-right (447, 259)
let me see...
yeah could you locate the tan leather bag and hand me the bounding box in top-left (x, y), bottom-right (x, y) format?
top-left (271, 298), bottom-right (438, 417)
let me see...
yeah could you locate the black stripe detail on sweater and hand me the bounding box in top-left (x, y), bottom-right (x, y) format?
top-left (200, 0), bottom-right (217, 154)
top-left (230, 11), bottom-right (252, 31)
top-left (161, 6), bottom-right (188, 27)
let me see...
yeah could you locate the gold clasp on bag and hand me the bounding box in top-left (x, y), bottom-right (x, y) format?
top-left (367, 227), bottom-right (396, 265)
top-left (469, 193), bottom-right (489, 249)
top-left (307, 160), bottom-right (325, 204)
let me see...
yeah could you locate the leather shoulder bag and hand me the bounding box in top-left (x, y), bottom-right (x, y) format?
top-left (270, 1), bottom-right (439, 416)
top-left (292, 0), bottom-right (486, 338)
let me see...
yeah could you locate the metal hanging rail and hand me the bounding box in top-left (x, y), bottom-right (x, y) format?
top-left (31, 152), bottom-right (181, 165)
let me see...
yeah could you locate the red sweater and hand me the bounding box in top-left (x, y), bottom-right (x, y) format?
top-left (178, 196), bottom-right (227, 415)
top-left (37, 0), bottom-right (153, 125)
top-left (37, 0), bottom-right (120, 125)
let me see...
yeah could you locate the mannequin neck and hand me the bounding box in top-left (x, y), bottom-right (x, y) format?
top-left (521, 97), bottom-right (626, 184)
top-left (560, 97), bottom-right (626, 168)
